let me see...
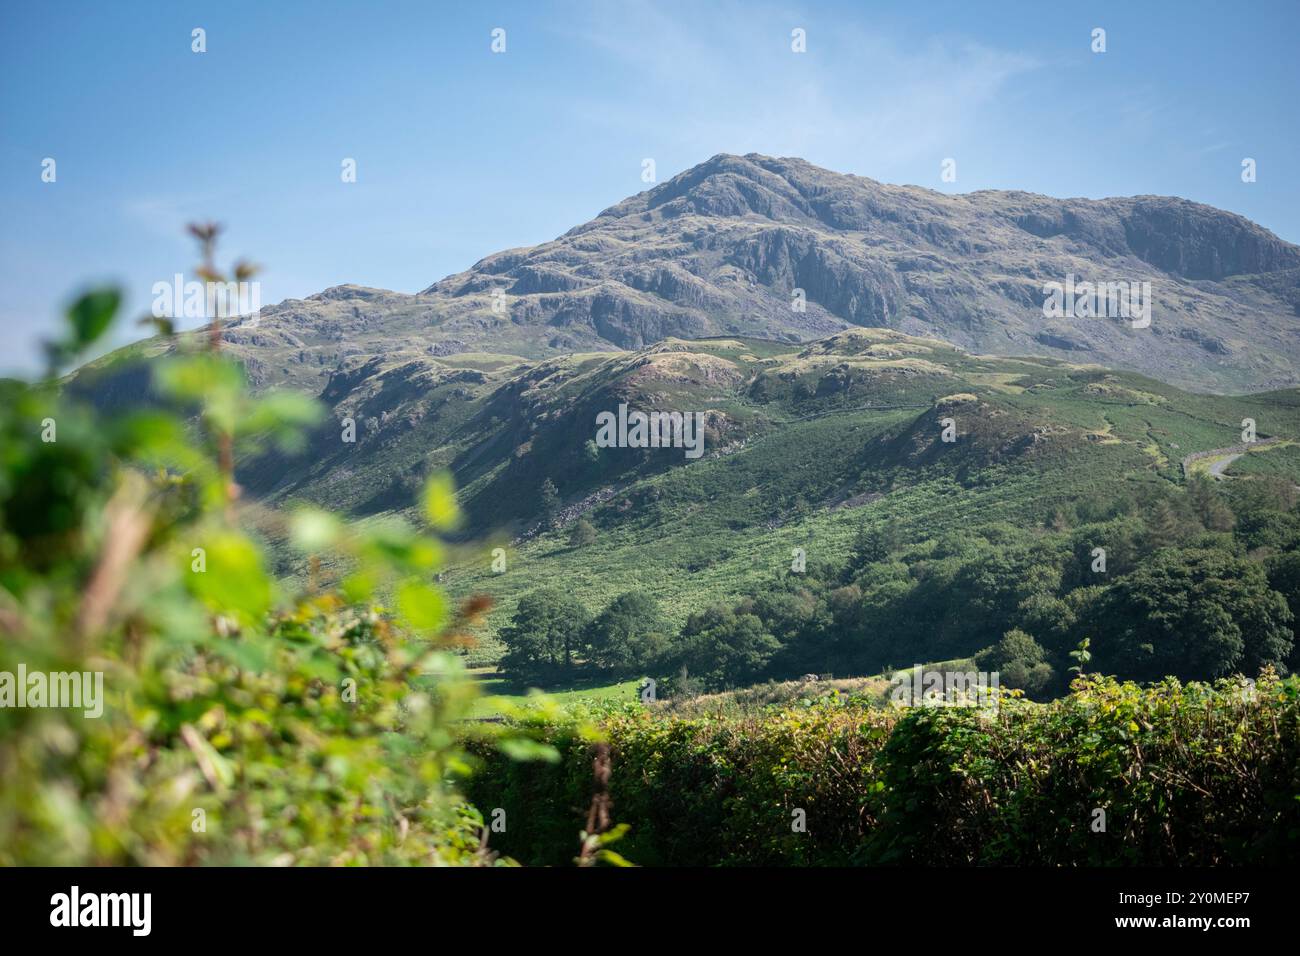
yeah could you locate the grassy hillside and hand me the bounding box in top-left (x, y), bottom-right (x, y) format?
top-left (79, 326), bottom-right (1300, 686)
top-left (407, 333), bottom-right (1300, 670)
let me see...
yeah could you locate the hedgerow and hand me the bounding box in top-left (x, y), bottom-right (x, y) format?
top-left (468, 673), bottom-right (1300, 865)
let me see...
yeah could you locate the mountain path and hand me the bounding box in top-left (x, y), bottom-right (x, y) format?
top-left (1181, 437), bottom-right (1283, 479)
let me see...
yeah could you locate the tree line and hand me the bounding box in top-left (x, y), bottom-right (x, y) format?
top-left (496, 474), bottom-right (1300, 698)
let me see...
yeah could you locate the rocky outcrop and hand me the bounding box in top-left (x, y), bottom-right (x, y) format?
top-left (202, 153), bottom-right (1300, 394)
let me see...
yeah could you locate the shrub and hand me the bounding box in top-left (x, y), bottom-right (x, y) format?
top-left (0, 247), bottom-right (534, 865)
top-left (469, 673), bottom-right (1300, 866)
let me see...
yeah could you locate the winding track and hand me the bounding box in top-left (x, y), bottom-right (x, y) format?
top-left (1180, 437), bottom-right (1283, 480)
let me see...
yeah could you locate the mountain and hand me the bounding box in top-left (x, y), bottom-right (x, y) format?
top-left (67, 154), bottom-right (1300, 680)
top-left (218, 153), bottom-right (1300, 395)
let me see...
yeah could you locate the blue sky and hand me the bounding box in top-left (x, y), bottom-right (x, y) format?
top-left (2, 0), bottom-right (1297, 375)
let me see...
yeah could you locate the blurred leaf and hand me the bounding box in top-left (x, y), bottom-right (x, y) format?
top-left (187, 531), bottom-right (273, 622)
top-left (289, 509), bottom-right (341, 552)
top-left (210, 635), bottom-right (274, 672)
top-left (396, 579), bottom-right (446, 634)
top-left (422, 473), bottom-right (461, 531)
top-left (341, 571), bottom-right (376, 604)
top-left (241, 391), bottom-right (323, 450)
top-left (155, 353), bottom-right (245, 404)
top-left (67, 289), bottom-right (120, 348)
top-left (496, 737), bottom-right (561, 763)
top-left (110, 411), bottom-right (186, 457)
top-left (363, 521), bottom-right (441, 572)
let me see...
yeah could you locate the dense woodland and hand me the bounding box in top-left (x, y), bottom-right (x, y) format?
top-left (495, 476), bottom-right (1300, 697)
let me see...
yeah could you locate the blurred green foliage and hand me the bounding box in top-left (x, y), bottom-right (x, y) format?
top-left (0, 270), bottom-right (543, 865)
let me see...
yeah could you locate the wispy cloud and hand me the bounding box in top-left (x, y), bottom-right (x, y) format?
top-left (1194, 141), bottom-right (1232, 156)
top-left (120, 195), bottom-right (215, 242)
top-left (562, 0), bottom-right (1041, 172)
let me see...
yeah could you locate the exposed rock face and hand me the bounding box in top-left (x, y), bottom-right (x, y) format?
top-left (209, 154), bottom-right (1300, 394)
top-left (1117, 198), bottom-right (1299, 279)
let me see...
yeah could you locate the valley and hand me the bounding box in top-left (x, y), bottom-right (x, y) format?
top-left (66, 155), bottom-right (1300, 705)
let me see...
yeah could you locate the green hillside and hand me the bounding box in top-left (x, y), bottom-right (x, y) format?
top-left (79, 326), bottom-right (1300, 695)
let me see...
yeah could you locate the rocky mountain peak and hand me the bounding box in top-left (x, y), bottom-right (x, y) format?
top-left (238, 155), bottom-right (1299, 394)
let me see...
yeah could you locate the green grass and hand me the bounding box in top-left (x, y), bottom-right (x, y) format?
top-left (1224, 440), bottom-right (1300, 478)
top-left (467, 668), bottom-right (642, 717)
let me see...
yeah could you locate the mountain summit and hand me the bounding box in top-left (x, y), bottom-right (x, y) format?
top-left (226, 153), bottom-right (1299, 393)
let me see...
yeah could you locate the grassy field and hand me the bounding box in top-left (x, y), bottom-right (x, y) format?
top-left (467, 668), bottom-right (643, 717)
top-left (465, 658), bottom-right (983, 719)
top-left (1224, 440), bottom-right (1300, 478)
